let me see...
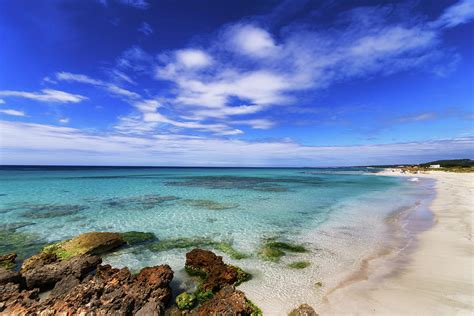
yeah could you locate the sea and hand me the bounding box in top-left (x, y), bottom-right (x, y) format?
top-left (0, 166), bottom-right (435, 314)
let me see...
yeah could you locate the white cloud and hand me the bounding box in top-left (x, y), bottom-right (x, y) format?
top-left (59, 118), bottom-right (70, 124)
top-left (176, 49), bottom-right (213, 69)
top-left (0, 89), bottom-right (86, 103)
top-left (228, 24), bottom-right (278, 57)
top-left (55, 72), bottom-right (140, 99)
top-left (118, 0), bottom-right (149, 10)
top-left (138, 21), bottom-right (153, 36)
top-left (0, 109), bottom-right (26, 117)
top-left (56, 72), bottom-right (102, 85)
top-left (0, 99), bottom-right (4, 104)
top-left (232, 118), bottom-right (275, 129)
top-left (435, 0), bottom-right (474, 28)
top-left (1, 120), bottom-right (472, 166)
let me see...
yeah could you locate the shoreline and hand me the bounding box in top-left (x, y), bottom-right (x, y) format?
top-left (321, 170), bottom-right (474, 315)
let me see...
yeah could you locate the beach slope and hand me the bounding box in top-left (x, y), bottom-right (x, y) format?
top-left (322, 171), bottom-right (474, 315)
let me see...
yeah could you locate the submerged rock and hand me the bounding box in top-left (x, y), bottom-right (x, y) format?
top-left (180, 199), bottom-right (238, 210)
top-left (120, 231), bottom-right (156, 245)
top-left (20, 204), bottom-right (88, 219)
top-left (288, 304), bottom-right (319, 316)
top-left (0, 253), bottom-right (17, 270)
top-left (259, 239), bottom-right (308, 262)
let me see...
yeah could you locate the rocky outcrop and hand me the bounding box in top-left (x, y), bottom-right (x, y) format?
top-left (289, 304), bottom-right (319, 316)
top-left (42, 231), bottom-right (125, 260)
top-left (39, 264), bottom-right (173, 315)
top-left (197, 285), bottom-right (253, 315)
top-left (0, 268), bottom-right (23, 286)
top-left (0, 263), bottom-right (173, 315)
top-left (21, 254), bottom-right (102, 290)
top-left (185, 248), bottom-right (238, 291)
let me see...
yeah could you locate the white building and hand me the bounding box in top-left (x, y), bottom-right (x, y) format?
top-left (429, 164), bottom-right (441, 168)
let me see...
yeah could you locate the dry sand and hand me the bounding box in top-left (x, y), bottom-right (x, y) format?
top-left (320, 170), bottom-right (474, 315)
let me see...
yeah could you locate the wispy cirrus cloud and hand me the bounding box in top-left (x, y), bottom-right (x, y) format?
top-left (138, 22), bottom-right (153, 36)
top-left (55, 72), bottom-right (140, 99)
top-left (0, 109), bottom-right (26, 117)
top-left (1, 120), bottom-right (472, 166)
top-left (99, 0), bottom-right (149, 10)
top-left (0, 89), bottom-right (86, 103)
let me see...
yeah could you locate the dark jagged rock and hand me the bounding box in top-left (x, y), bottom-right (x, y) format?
top-left (289, 304), bottom-right (319, 316)
top-left (185, 249), bottom-right (238, 291)
top-left (0, 253), bottom-right (17, 270)
top-left (38, 264), bottom-right (173, 315)
top-left (22, 254), bottom-right (101, 289)
top-left (0, 282), bottom-right (40, 314)
top-left (0, 268), bottom-right (23, 286)
top-left (197, 285), bottom-right (253, 315)
top-left (49, 274), bottom-right (80, 298)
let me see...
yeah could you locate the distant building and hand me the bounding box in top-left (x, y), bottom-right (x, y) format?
top-left (429, 164), bottom-right (441, 168)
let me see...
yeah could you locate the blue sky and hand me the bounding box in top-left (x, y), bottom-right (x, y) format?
top-left (0, 0), bottom-right (473, 166)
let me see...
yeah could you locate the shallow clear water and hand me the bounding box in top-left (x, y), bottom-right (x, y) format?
top-left (0, 166), bottom-right (433, 314)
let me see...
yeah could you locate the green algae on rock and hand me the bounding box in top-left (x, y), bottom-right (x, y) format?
top-left (145, 237), bottom-right (249, 260)
top-left (42, 232), bottom-right (125, 260)
top-left (120, 231), bottom-right (155, 245)
top-left (0, 228), bottom-right (45, 261)
top-left (245, 299), bottom-right (263, 316)
top-left (259, 239), bottom-right (308, 262)
top-left (176, 292), bottom-right (196, 310)
top-left (214, 242), bottom-right (249, 260)
top-left (288, 261), bottom-right (311, 269)
top-left (229, 265), bottom-right (252, 285)
top-left (0, 253), bottom-right (17, 270)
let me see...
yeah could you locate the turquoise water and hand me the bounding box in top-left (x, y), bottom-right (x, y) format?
top-left (0, 166), bottom-right (433, 313)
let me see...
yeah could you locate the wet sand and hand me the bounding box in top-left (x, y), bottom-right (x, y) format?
top-left (321, 171), bottom-right (474, 315)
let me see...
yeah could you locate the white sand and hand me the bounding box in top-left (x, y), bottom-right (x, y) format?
top-left (321, 170), bottom-right (474, 315)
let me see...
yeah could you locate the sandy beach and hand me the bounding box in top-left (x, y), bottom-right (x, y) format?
top-left (321, 170), bottom-right (474, 315)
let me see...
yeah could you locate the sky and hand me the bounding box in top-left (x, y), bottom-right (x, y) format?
top-left (0, 0), bottom-right (473, 166)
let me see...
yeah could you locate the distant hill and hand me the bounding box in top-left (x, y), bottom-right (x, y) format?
top-left (419, 159), bottom-right (474, 168)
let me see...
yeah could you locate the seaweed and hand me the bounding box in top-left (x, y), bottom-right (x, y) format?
top-left (288, 261), bottom-right (310, 269)
top-left (180, 199), bottom-right (238, 210)
top-left (102, 194), bottom-right (179, 210)
top-left (259, 239), bottom-right (308, 262)
top-left (20, 204), bottom-right (88, 219)
top-left (120, 231), bottom-right (156, 245)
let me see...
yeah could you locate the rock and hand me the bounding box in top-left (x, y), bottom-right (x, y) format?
top-left (0, 253), bottom-right (17, 270)
top-left (49, 274), bottom-right (80, 298)
top-left (197, 285), bottom-right (253, 315)
top-left (288, 304), bottom-right (319, 316)
top-left (129, 265), bottom-right (174, 304)
top-left (136, 299), bottom-right (165, 316)
top-left (0, 268), bottom-right (23, 286)
top-left (185, 249), bottom-right (237, 291)
top-left (120, 231), bottom-right (156, 245)
top-left (37, 264), bottom-right (173, 315)
top-left (22, 254), bottom-right (101, 289)
top-left (20, 252), bottom-right (58, 273)
top-left (0, 282), bottom-right (40, 314)
top-left (42, 231), bottom-right (125, 260)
